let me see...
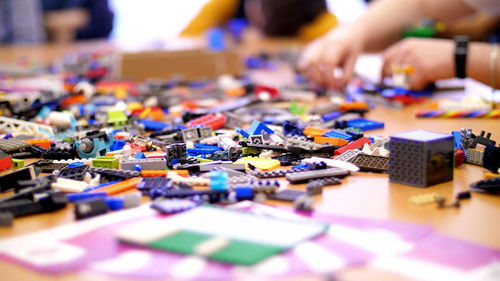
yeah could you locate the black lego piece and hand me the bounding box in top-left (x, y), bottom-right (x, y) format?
top-left (470, 177), bottom-right (500, 194)
top-left (344, 129), bottom-right (364, 140)
top-left (1, 176), bottom-right (54, 202)
top-left (351, 154), bottom-right (390, 173)
top-left (471, 131), bottom-right (496, 148)
top-left (11, 151), bottom-right (37, 159)
top-left (483, 144), bottom-right (500, 173)
top-left (456, 191), bottom-right (471, 200)
top-left (272, 154), bottom-right (305, 166)
top-left (0, 199), bottom-right (43, 217)
top-left (44, 143), bottom-right (76, 160)
top-left (165, 143), bottom-right (187, 168)
top-left (0, 212), bottom-right (13, 227)
top-left (74, 197), bottom-right (108, 220)
top-left (334, 120), bottom-right (348, 129)
top-left (59, 165), bottom-right (89, 180)
top-left (267, 189), bottom-right (306, 202)
top-left (31, 159), bottom-right (68, 173)
top-left (0, 166), bottom-right (37, 193)
top-left (89, 167), bottom-right (140, 181)
top-left (27, 144), bottom-right (47, 157)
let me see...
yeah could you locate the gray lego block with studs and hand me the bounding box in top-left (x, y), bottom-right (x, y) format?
top-left (0, 139), bottom-right (31, 153)
top-left (389, 130), bottom-right (454, 188)
top-left (120, 158), bottom-right (167, 171)
top-left (286, 168), bottom-right (350, 184)
top-left (334, 149), bottom-right (362, 162)
top-left (284, 135), bottom-right (326, 151)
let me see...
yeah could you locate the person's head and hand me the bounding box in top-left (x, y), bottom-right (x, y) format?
top-left (245, 0), bottom-right (328, 36)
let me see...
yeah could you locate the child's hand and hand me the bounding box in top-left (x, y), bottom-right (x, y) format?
top-left (298, 24), bottom-right (366, 89)
top-left (382, 38), bottom-right (455, 90)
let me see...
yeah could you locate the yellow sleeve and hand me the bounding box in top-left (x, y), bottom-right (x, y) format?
top-left (180, 0), bottom-right (239, 36)
top-left (298, 11), bottom-right (338, 42)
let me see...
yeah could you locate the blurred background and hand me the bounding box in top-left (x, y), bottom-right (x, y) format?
top-left (0, 0), bottom-right (368, 45)
top-left (0, 0), bottom-right (498, 46)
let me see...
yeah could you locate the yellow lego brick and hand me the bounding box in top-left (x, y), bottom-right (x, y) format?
top-left (409, 193), bottom-right (444, 205)
top-left (234, 156), bottom-right (281, 171)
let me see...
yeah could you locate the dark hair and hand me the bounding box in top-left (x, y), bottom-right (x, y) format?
top-left (260, 0), bottom-right (328, 36)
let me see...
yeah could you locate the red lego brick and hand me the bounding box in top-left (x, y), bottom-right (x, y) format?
top-left (334, 137), bottom-right (372, 156)
top-left (186, 114), bottom-right (226, 130)
top-left (0, 151), bottom-right (12, 171)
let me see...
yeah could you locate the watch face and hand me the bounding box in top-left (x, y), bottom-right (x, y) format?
top-left (457, 47), bottom-right (467, 55)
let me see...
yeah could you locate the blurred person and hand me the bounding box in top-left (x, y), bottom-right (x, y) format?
top-left (0, 0), bottom-right (45, 44)
top-left (180, 0), bottom-right (338, 41)
top-left (42, 0), bottom-right (114, 43)
top-left (442, 12), bottom-right (500, 42)
top-left (299, 0), bottom-right (500, 90)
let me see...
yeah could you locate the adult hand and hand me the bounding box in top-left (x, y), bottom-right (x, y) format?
top-left (298, 24), bottom-right (366, 89)
top-left (381, 38), bottom-right (455, 90)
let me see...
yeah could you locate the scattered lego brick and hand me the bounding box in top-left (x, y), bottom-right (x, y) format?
top-left (409, 193), bottom-right (444, 205)
top-left (350, 154), bottom-right (389, 173)
top-left (334, 137), bottom-right (372, 156)
top-left (267, 189), bottom-right (306, 202)
top-left (0, 139), bottom-right (31, 154)
top-left (234, 156), bottom-right (281, 171)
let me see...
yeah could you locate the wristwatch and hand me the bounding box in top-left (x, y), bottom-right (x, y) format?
top-left (454, 35), bottom-right (469, 79)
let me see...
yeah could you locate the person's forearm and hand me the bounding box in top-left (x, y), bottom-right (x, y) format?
top-left (467, 43), bottom-right (499, 89)
top-left (353, 0), bottom-right (476, 52)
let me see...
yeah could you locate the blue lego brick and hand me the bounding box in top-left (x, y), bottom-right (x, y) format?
top-left (323, 130), bottom-right (352, 141)
top-left (140, 120), bottom-right (170, 131)
top-left (187, 148), bottom-right (220, 155)
top-left (283, 121), bottom-right (305, 136)
top-left (84, 180), bottom-right (120, 192)
top-left (109, 140), bottom-right (125, 151)
top-left (67, 192), bottom-right (107, 202)
top-left (452, 131), bottom-right (462, 149)
top-left (235, 186), bottom-right (254, 201)
top-left (105, 197), bottom-right (124, 210)
top-left (68, 161), bottom-right (84, 168)
top-left (235, 127), bottom-right (250, 138)
top-left (135, 152), bottom-right (146, 159)
top-left (247, 120), bottom-right (274, 136)
top-left (173, 125), bottom-right (187, 130)
top-left (210, 170), bottom-right (228, 191)
top-left (292, 163), bottom-right (310, 170)
top-left (321, 111), bottom-right (341, 122)
top-left (347, 118), bottom-right (384, 131)
top-left (194, 143), bottom-right (222, 151)
top-left (207, 27), bottom-right (225, 51)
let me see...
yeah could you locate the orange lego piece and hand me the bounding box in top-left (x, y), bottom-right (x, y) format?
top-left (314, 136), bottom-right (348, 146)
top-left (149, 108), bottom-right (165, 121)
top-left (181, 101), bottom-right (199, 110)
top-left (90, 177), bottom-right (142, 195)
top-left (61, 95), bottom-right (86, 108)
top-left (225, 87), bottom-right (245, 97)
top-left (141, 170), bottom-right (189, 177)
top-left (303, 127), bottom-right (329, 138)
top-left (23, 138), bottom-right (52, 149)
top-left (339, 101), bottom-right (368, 111)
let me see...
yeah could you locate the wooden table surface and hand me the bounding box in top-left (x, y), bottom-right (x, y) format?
top-left (0, 39), bottom-right (499, 281)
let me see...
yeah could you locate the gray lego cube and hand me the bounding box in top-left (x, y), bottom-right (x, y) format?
top-left (389, 130), bottom-right (454, 187)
